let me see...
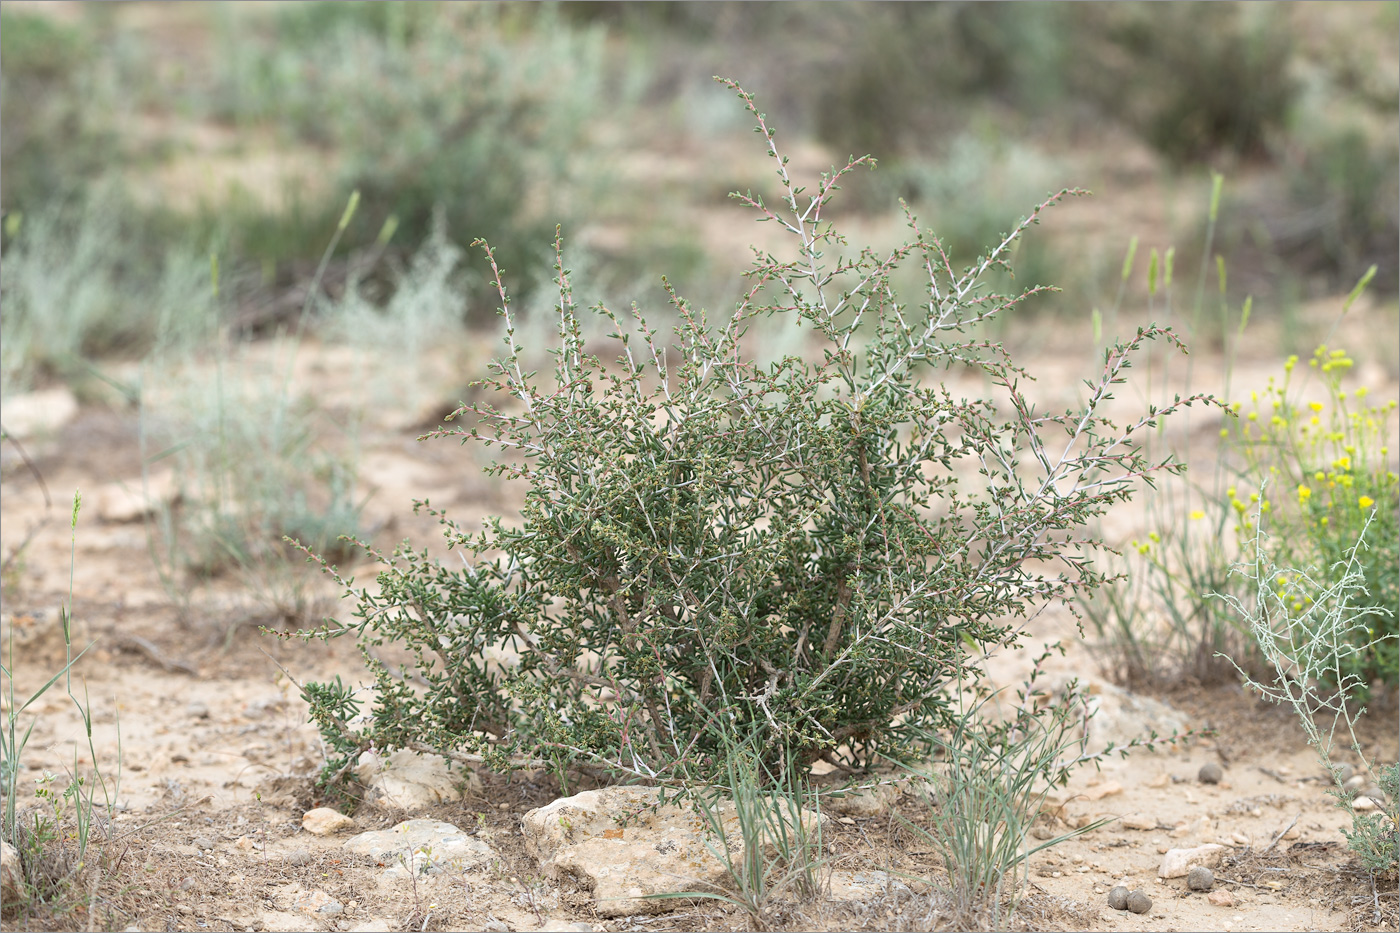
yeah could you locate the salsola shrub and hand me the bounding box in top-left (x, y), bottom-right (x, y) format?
top-left (299, 80), bottom-right (1214, 788)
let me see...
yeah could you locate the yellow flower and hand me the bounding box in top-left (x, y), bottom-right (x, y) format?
top-left (1309, 401), bottom-right (1324, 412)
top-left (1149, 532), bottom-right (1161, 543)
top-left (1359, 496), bottom-right (1375, 510)
top-left (1190, 510), bottom-right (1205, 520)
top-left (1355, 386), bottom-right (1369, 398)
top-left (1297, 485), bottom-right (1312, 503)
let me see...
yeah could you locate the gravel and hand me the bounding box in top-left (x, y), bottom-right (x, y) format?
top-left (1198, 761), bottom-right (1223, 784)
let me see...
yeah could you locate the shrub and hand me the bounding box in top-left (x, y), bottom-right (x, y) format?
top-left (0, 9), bottom-right (116, 213)
top-left (205, 2), bottom-right (610, 316)
top-left (1216, 517), bottom-right (1398, 876)
top-left (1223, 337), bottom-right (1399, 700)
top-left (298, 79), bottom-right (1214, 790)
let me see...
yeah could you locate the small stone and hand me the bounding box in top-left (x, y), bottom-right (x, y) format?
top-left (192, 835), bottom-right (215, 851)
top-left (1335, 763), bottom-right (1355, 785)
top-left (1361, 784), bottom-right (1387, 802)
top-left (1160, 843), bottom-right (1227, 878)
top-left (187, 701), bottom-right (211, 720)
top-left (1343, 774), bottom-right (1366, 792)
top-left (1085, 780), bottom-right (1124, 800)
top-left (284, 848), bottom-right (311, 866)
top-left (1127, 889), bottom-right (1152, 914)
top-left (302, 807), bottom-right (356, 836)
top-left (482, 921), bottom-right (511, 932)
top-left (1108, 885), bottom-right (1130, 910)
top-left (1199, 762), bottom-right (1223, 784)
top-left (1187, 866), bottom-right (1214, 891)
top-left (1353, 796), bottom-right (1377, 811)
top-left (1208, 890), bottom-right (1235, 908)
top-left (1121, 814), bottom-right (1156, 831)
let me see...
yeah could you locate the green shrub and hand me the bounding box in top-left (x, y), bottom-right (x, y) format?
top-left (0, 9), bottom-right (116, 213)
top-left (1223, 339), bottom-right (1399, 699)
top-left (1071, 2), bottom-right (1297, 166)
top-left (298, 79), bottom-right (1214, 790)
top-left (206, 3), bottom-right (610, 316)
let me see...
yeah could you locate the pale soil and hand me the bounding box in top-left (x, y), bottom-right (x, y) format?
top-left (2, 328), bottom-right (1396, 933)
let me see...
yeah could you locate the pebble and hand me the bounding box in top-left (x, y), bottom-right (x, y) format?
top-left (1187, 866), bottom-right (1214, 891)
top-left (188, 701), bottom-right (211, 720)
top-left (1335, 763), bottom-right (1355, 784)
top-left (1108, 885), bottom-right (1130, 910)
top-left (284, 848), bottom-right (311, 866)
top-left (1127, 889), bottom-right (1153, 914)
top-left (1361, 784), bottom-right (1387, 803)
top-left (302, 807), bottom-right (356, 836)
top-left (192, 835), bottom-right (215, 851)
top-left (1199, 762), bottom-right (1223, 784)
top-left (1209, 890), bottom-right (1236, 907)
top-left (1343, 774), bottom-right (1366, 792)
top-left (1353, 796), bottom-right (1377, 811)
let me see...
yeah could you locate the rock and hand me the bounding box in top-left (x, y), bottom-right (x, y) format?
top-left (1107, 885), bottom-right (1130, 910)
top-left (535, 923), bottom-right (594, 933)
top-left (343, 819), bottom-right (496, 874)
top-left (1126, 889), bottom-right (1152, 914)
top-left (1045, 677), bottom-right (1191, 754)
top-left (346, 920), bottom-right (397, 933)
top-left (828, 869), bottom-right (909, 902)
top-left (283, 848), bottom-right (311, 867)
top-left (1084, 780), bottom-right (1124, 801)
top-left (1334, 763), bottom-right (1356, 785)
top-left (1198, 762), bottom-right (1223, 784)
top-left (1343, 774), bottom-right (1366, 792)
top-left (820, 781), bottom-right (901, 819)
top-left (1187, 866), bottom-right (1214, 891)
top-left (1353, 796), bottom-right (1378, 811)
top-left (523, 785), bottom-right (826, 917)
top-left (1361, 784), bottom-right (1387, 803)
top-left (292, 889), bottom-right (343, 917)
top-left (1, 387), bottom-right (78, 440)
top-left (302, 808), bottom-right (355, 836)
top-left (356, 748), bottom-right (481, 811)
top-left (192, 835), bottom-right (215, 851)
top-left (1159, 843), bottom-right (1227, 878)
top-left (1120, 814), bottom-right (1156, 831)
top-left (1, 840), bottom-right (22, 904)
top-left (1208, 889), bottom-right (1235, 907)
top-left (187, 701), bottom-right (211, 720)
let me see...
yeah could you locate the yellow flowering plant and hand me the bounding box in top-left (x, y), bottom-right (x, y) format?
top-left (1224, 345), bottom-right (1398, 699)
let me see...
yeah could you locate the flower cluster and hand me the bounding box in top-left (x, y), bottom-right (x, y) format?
top-left (1223, 345), bottom-right (1398, 697)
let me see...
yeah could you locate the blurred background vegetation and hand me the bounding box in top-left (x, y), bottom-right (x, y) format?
top-left (3, 0), bottom-right (1396, 394)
